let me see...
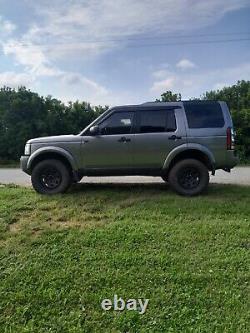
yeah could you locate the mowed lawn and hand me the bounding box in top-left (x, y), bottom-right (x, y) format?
top-left (0, 183), bottom-right (249, 333)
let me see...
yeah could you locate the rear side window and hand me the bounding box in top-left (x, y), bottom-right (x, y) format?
top-left (139, 109), bottom-right (177, 133)
top-left (184, 102), bottom-right (225, 128)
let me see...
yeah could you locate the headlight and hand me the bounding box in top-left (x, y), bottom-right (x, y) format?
top-left (24, 143), bottom-right (31, 155)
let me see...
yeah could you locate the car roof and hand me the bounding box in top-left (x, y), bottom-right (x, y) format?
top-left (110, 100), bottom-right (223, 111)
top-left (110, 102), bottom-right (182, 111)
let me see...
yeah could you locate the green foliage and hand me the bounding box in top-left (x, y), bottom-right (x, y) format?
top-left (231, 108), bottom-right (250, 161)
top-left (0, 184), bottom-right (249, 332)
top-left (157, 90), bottom-right (182, 102)
top-left (202, 80), bottom-right (250, 110)
top-left (0, 87), bottom-right (108, 160)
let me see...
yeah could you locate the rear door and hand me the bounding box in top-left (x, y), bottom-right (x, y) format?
top-left (131, 107), bottom-right (187, 169)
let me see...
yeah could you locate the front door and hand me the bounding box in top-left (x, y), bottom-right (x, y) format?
top-left (81, 111), bottom-right (135, 171)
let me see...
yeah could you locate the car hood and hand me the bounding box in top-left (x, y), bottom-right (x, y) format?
top-left (27, 135), bottom-right (81, 144)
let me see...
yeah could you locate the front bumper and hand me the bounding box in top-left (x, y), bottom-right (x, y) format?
top-left (20, 156), bottom-right (31, 175)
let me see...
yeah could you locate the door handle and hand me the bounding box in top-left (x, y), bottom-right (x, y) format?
top-left (118, 137), bottom-right (131, 143)
top-left (168, 135), bottom-right (182, 140)
top-left (83, 139), bottom-right (89, 144)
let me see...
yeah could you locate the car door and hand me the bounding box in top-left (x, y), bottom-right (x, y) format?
top-left (80, 110), bottom-right (135, 171)
top-left (131, 107), bottom-right (187, 169)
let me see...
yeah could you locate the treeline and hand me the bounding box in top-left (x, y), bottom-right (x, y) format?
top-left (0, 87), bottom-right (108, 160)
top-left (0, 80), bottom-right (249, 161)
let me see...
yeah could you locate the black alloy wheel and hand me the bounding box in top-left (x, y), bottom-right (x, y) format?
top-left (168, 159), bottom-right (209, 196)
top-left (31, 159), bottom-right (71, 194)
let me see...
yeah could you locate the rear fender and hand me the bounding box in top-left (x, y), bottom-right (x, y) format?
top-left (163, 143), bottom-right (215, 171)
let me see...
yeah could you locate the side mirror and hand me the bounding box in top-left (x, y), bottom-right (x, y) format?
top-left (89, 125), bottom-right (100, 136)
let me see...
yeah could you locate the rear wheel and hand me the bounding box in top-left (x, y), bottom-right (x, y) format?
top-left (31, 159), bottom-right (72, 194)
top-left (168, 159), bottom-right (209, 196)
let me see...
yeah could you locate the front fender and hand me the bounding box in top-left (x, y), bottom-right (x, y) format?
top-left (27, 146), bottom-right (78, 170)
top-left (163, 143), bottom-right (215, 170)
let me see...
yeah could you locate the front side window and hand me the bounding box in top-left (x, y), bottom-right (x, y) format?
top-left (99, 111), bottom-right (134, 135)
top-left (139, 110), bottom-right (177, 133)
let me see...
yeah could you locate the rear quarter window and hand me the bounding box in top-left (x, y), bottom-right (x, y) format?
top-left (184, 102), bottom-right (225, 128)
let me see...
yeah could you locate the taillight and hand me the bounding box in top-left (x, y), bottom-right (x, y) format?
top-left (227, 127), bottom-right (235, 150)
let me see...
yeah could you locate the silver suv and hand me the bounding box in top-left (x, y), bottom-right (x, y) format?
top-left (21, 101), bottom-right (237, 196)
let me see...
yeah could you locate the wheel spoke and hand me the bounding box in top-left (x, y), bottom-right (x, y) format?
top-left (178, 167), bottom-right (201, 190)
top-left (39, 167), bottom-right (62, 189)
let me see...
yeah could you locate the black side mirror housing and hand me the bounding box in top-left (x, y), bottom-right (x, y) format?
top-left (89, 125), bottom-right (100, 135)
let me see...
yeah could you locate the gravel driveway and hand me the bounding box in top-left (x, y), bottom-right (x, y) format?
top-left (0, 167), bottom-right (249, 187)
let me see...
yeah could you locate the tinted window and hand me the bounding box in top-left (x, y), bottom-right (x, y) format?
top-left (139, 109), bottom-right (176, 133)
top-left (184, 102), bottom-right (224, 128)
top-left (100, 111), bottom-right (134, 135)
top-left (167, 110), bottom-right (177, 132)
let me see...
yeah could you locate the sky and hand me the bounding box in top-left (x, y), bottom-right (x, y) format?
top-left (0, 0), bottom-right (250, 106)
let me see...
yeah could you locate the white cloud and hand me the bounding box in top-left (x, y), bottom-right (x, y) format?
top-left (59, 72), bottom-right (108, 96)
top-left (0, 72), bottom-right (34, 88)
top-left (0, 16), bottom-right (16, 35)
top-left (11, 0), bottom-right (250, 61)
top-left (2, 40), bottom-right (109, 103)
top-left (150, 62), bottom-right (250, 98)
top-left (0, 68), bottom-right (110, 104)
top-left (3, 40), bottom-right (56, 76)
top-left (1, 1), bottom-right (250, 104)
top-left (152, 69), bottom-right (171, 79)
top-left (213, 82), bottom-right (228, 90)
top-left (176, 59), bottom-right (196, 70)
top-left (150, 77), bottom-right (176, 93)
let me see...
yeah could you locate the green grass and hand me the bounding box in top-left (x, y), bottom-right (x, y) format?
top-left (0, 183), bottom-right (249, 332)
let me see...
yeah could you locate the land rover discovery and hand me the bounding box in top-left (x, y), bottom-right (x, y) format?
top-left (21, 101), bottom-right (238, 196)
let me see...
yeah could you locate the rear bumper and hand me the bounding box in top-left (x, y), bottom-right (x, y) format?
top-left (224, 150), bottom-right (238, 169)
top-left (20, 156), bottom-right (31, 175)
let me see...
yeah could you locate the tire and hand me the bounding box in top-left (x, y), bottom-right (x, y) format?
top-left (161, 175), bottom-right (168, 182)
top-left (168, 159), bottom-right (209, 196)
top-left (31, 159), bottom-right (72, 194)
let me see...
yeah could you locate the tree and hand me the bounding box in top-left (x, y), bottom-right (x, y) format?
top-left (156, 90), bottom-right (181, 102)
top-left (0, 87), bottom-right (107, 161)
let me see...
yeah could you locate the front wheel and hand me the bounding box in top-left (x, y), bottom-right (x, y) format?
top-left (168, 159), bottom-right (209, 196)
top-left (31, 159), bottom-right (72, 194)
